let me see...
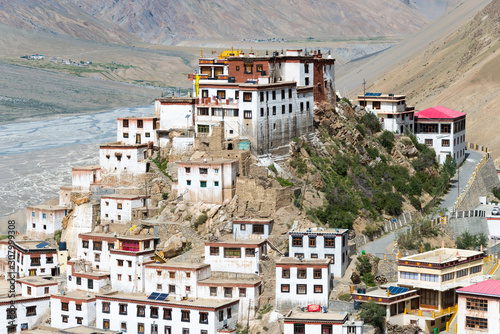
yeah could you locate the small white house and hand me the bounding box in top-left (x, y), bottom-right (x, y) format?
top-left (99, 142), bottom-right (150, 175)
top-left (117, 116), bottom-right (159, 146)
top-left (275, 257), bottom-right (331, 309)
top-left (232, 219), bottom-right (273, 239)
top-left (204, 240), bottom-right (267, 275)
top-left (176, 159), bottom-right (239, 204)
top-left (72, 165), bottom-right (101, 192)
top-left (283, 310), bottom-right (363, 334)
top-left (26, 205), bottom-right (67, 238)
top-left (77, 233), bottom-right (117, 272)
top-left (100, 194), bottom-right (151, 224)
top-left (59, 185), bottom-right (72, 207)
top-left (50, 291), bottom-right (97, 330)
top-left (67, 260), bottom-right (110, 293)
top-left (13, 241), bottom-right (59, 278)
top-left (289, 228), bottom-right (349, 278)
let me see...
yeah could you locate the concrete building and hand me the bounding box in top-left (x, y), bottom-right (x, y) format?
top-left (67, 260), bottom-right (110, 293)
top-left (50, 291), bottom-right (96, 330)
top-left (26, 205), bottom-right (67, 238)
top-left (232, 219), bottom-right (273, 239)
top-left (13, 241), bottom-right (59, 278)
top-left (72, 165), bottom-right (101, 192)
top-left (275, 258), bottom-right (331, 309)
top-left (117, 116), bottom-right (159, 146)
top-left (59, 185), bottom-right (72, 207)
top-left (288, 228), bottom-right (349, 278)
top-left (356, 93), bottom-right (415, 134)
top-left (95, 291), bottom-right (239, 334)
top-left (283, 310), bottom-right (363, 334)
top-left (204, 240), bottom-right (267, 275)
top-left (176, 159), bottom-right (238, 204)
top-left (100, 194), bottom-right (151, 224)
top-left (415, 106), bottom-right (467, 165)
top-left (99, 142), bottom-right (151, 175)
top-left (456, 280), bottom-right (500, 333)
top-left (77, 233), bottom-right (117, 272)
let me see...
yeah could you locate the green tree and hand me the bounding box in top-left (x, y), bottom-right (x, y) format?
top-left (356, 255), bottom-right (372, 274)
top-left (360, 112), bottom-right (382, 133)
top-left (456, 231), bottom-right (487, 250)
top-left (379, 130), bottom-right (395, 151)
top-left (359, 302), bottom-right (386, 331)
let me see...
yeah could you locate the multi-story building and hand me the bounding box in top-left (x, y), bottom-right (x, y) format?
top-left (26, 205), bottom-right (67, 238)
top-left (99, 142), bottom-right (151, 175)
top-left (275, 258), bottom-right (331, 309)
top-left (232, 219), bottom-right (273, 239)
top-left (95, 292), bottom-right (239, 334)
top-left (283, 310), bottom-right (364, 334)
top-left (356, 93), bottom-right (415, 134)
top-left (176, 159), bottom-right (239, 204)
top-left (288, 228), bottom-right (349, 278)
top-left (100, 194), bottom-right (151, 224)
top-left (415, 106), bottom-right (466, 165)
top-left (71, 165), bottom-right (101, 192)
top-left (67, 260), bottom-right (110, 293)
top-left (204, 240), bottom-right (267, 275)
top-left (456, 279), bottom-right (500, 333)
top-left (77, 233), bottom-right (117, 272)
top-left (50, 291), bottom-right (97, 329)
top-left (13, 241), bottom-right (59, 277)
top-left (117, 116), bottom-right (159, 146)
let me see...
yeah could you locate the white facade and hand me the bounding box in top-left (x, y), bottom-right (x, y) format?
top-left (232, 219), bottom-right (273, 239)
top-left (283, 311), bottom-right (363, 334)
top-left (0, 295), bottom-right (51, 332)
top-left (99, 143), bottom-right (150, 175)
top-left (59, 185), bottom-right (72, 207)
top-left (156, 98), bottom-right (195, 132)
top-left (26, 205), bottom-right (67, 237)
top-left (100, 195), bottom-right (150, 224)
top-left (13, 241), bottom-right (59, 278)
top-left (288, 228), bottom-right (349, 278)
top-left (275, 258), bottom-right (331, 309)
top-left (77, 233), bottom-right (117, 272)
top-left (95, 293), bottom-right (239, 334)
top-left (67, 261), bottom-right (110, 293)
top-left (204, 240), bottom-right (267, 275)
top-left (117, 116), bottom-right (158, 146)
top-left (176, 159), bottom-right (238, 204)
top-left (72, 165), bottom-right (101, 192)
top-left (50, 292), bottom-right (97, 330)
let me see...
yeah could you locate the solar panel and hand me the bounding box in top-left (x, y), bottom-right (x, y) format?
top-left (148, 292), bottom-right (160, 300)
top-left (155, 293), bottom-right (169, 301)
top-left (388, 286), bottom-right (409, 295)
top-left (36, 241), bottom-right (50, 249)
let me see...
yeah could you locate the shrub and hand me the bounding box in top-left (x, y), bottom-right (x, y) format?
top-left (162, 193), bottom-right (169, 200)
top-left (355, 124), bottom-right (366, 137)
top-left (456, 231), bottom-right (488, 250)
top-left (360, 302), bottom-right (386, 331)
top-left (385, 193), bottom-right (403, 216)
top-left (277, 177), bottom-right (294, 187)
top-left (360, 112), bottom-right (382, 133)
top-left (409, 195), bottom-right (421, 211)
top-left (54, 230), bottom-right (62, 244)
top-left (366, 146), bottom-right (379, 159)
top-left (194, 213), bottom-right (208, 229)
top-left (356, 255), bottom-right (372, 274)
top-left (493, 187), bottom-right (500, 201)
top-left (379, 130), bottom-right (395, 151)
top-left (338, 293), bottom-right (352, 301)
top-left (268, 164), bottom-right (278, 175)
top-left (362, 272), bottom-right (376, 287)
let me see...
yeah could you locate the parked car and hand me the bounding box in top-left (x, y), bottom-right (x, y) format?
top-left (492, 207), bottom-right (500, 215)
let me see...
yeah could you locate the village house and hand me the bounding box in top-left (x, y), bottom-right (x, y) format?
top-left (275, 257), bottom-right (331, 310)
top-left (13, 241), bottom-right (59, 278)
top-left (50, 291), bottom-right (96, 330)
top-left (67, 260), bottom-right (110, 293)
top-left (356, 93), bottom-right (415, 134)
top-left (288, 228), bottom-right (349, 278)
top-left (415, 106), bottom-right (467, 165)
top-left (77, 233), bottom-right (117, 272)
top-left (176, 158), bottom-right (238, 204)
top-left (456, 279), bottom-right (500, 333)
top-left (100, 194), bottom-right (151, 224)
top-left (95, 291), bottom-right (239, 334)
top-left (0, 277), bottom-right (57, 332)
top-left (204, 239), bottom-right (267, 275)
top-left (232, 219), bottom-right (273, 239)
top-left (117, 116), bottom-right (159, 146)
top-left (99, 142), bottom-right (151, 175)
top-left (59, 185), bottom-right (72, 207)
top-left (283, 310), bottom-right (364, 334)
top-left (110, 235), bottom-right (159, 293)
top-left (26, 205), bottom-right (67, 238)
top-left (71, 165), bottom-right (101, 192)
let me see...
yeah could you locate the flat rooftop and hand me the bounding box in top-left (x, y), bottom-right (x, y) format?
top-left (284, 310), bottom-right (347, 322)
top-left (24, 325), bottom-right (119, 334)
top-left (401, 248), bottom-right (483, 264)
top-left (15, 240), bottom-right (56, 250)
top-left (117, 234), bottom-right (158, 241)
top-left (72, 165), bottom-right (100, 171)
top-left (276, 257), bottom-right (331, 266)
top-left (198, 276), bottom-right (261, 286)
top-left (206, 239), bottom-right (267, 246)
top-left (145, 262), bottom-right (209, 270)
top-left (100, 141), bottom-right (147, 148)
top-left (101, 194), bottom-right (149, 200)
top-left (290, 228), bottom-right (348, 234)
top-left (52, 290), bottom-right (96, 301)
top-left (17, 276), bottom-right (58, 286)
top-left (79, 232), bottom-right (118, 239)
top-left (27, 204), bottom-right (67, 211)
top-left (179, 158), bottom-right (238, 164)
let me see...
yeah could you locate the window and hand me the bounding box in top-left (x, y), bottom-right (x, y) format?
top-left (27, 287), bottom-right (31, 295)
top-left (117, 274), bottom-right (122, 281)
top-left (466, 316), bottom-right (488, 330)
top-left (314, 285), bottom-right (323, 293)
top-left (88, 279), bottom-right (94, 289)
top-left (239, 288), bottom-right (246, 297)
top-left (309, 237), bottom-right (316, 247)
top-left (197, 124), bottom-right (210, 133)
top-left (62, 302), bottom-right (69, 311)
top-left (151, 306), bottom-right (159, 318)
top-left (43, 213), bottom-right (46, 219)
top-left (198, 108), bottom-right (209, 116)
top-left (311, 253), bottom-right (318, 259)
top-left (304, 63), bottom-right (309, 73)
top-left (243, 92), bottom-right (252, 102)
top-left (185, 167), bottom-right (191, 173)
top-left (137, 120), bottom-right (143, 128)
top-left (420, 274), bottom-right (438, 282)
top-left (217, 90), bottom-right (226, 99)
top-left (44, 287), bottom-right (49, 294)
top-left (76, 317), bottom-right (83, 324)
top-left (119, 303), bottom-right (127, 315)
top-left (297, 284), bottom-right (307, 294)
top-left (62, 315), bottom-right (68, 323)
top-left (260, 92), bottom-right (265, 102)
top-left (294, 324), bottom-right (305, 334)
top-left (210, 247), bottom-right (219, 256)
top-left (272, 91), bottom-right (276, 100)
top-left (372, 101), bottom-right (381, 110)
top-left (199, 312), bottom-right (208, 324)
top-left (289, 103), bottom-right (293, 113)
top-left (137, 305), bottom-right (146, 317)
top-left (181, 310), bottom-right (190, 322)
top-left (200, 181), bottom-right (207, 188)
top-left (466, 298), bottom-right (488, 311)
top-left (313, 269), bottom-right (322, 279)
top-left (470, 265), bottom-right (482, 274)
top-left (306, 101), bottom-right (310, 111)
top-left (145, 132), bottom-right (150, 137)
top-left (457, 268), bottom-right (468, 278)
top-left (224, 287), bottom-right (233, 298)
top-left (117, 203), bottom-right (122, 209)
top-left (260, 108), bottom-right (264, 117)
top-left (224, 248), bottom-right (241, 258)
top-left (281, 284), bottom-right (290, 293)
top-left (240, 224), bottom-right (246, 231)
top-left (75, 304), bottom-right (82, 311)
top-left (282, 269), bottom-right (290, 278)
top-left (244, 110), bottom-right (252, 119)
top-left (102, 302), bottom-right (110, 313)
top-left (441, 124), bottom-right (451, 133)
top-left (325, 237), bottom-right (335, 248)
top-left (420, 123), bottom-right (439, 133)
top-left (304, 77), bottom-right (309, 85)
top-left (210, 287), bottom-right (217, 296)
top-left (289, 89), bottom-right (292, 98)
top-left (295, 253), bottom-right (304, 258)
top-left (123, 133), bottom-right (129, 138)
top-left (253, 224), bottom-right (264, 234)
top-left (400, 271), bottom-right (418, 280)
top-left (227, 308), bottom-right (232, 319)
top-left (421, 289), bottom-right (438, 307)
top-left (46, 256), bottom-right (53, 263)
top-left (76, 277), bottom-right (81, 285)
top-left (297, 269), bottom-right (306, 279)
top-left (138, 323), bottom-right (145, 334)
top-left (244, 64), bottom-right (252, 74)
top-left (93, 241), bottom-right (102, 251)
top-left (214, 181), bottom-right (219, 187)
top-left (292, 236), bottom-right (303, 247)
top-left (186, 286), bottom-right (191, 293)
top-left (187, 180), bottom-right (191, 186)
top-left (82, 240), bottom-right (89, 249)
top-left (442, 272), bottom-right (454, 281)
top-left (257, 64), bottom-right (263, 72)
top-left (163, 308), bottom-right (172, 320)
top-left (26, 306), bottom-right (36, 316)
top-left (245, 248), bottom-right (255, 257)
top-left (272, 106), bottom-right (276, 115)
top-left (281, 105), bottom-right (286, 114)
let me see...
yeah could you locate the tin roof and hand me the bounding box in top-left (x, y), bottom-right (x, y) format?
top-left (415, 106), bottom-right (466, 119)
top-left (457, 280), bottom-right (500, 297)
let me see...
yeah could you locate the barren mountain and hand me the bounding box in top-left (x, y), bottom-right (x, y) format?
top-left (370, 0), bottom-right (500, 163)
top-left (0, 0), bottom-right (461, 45)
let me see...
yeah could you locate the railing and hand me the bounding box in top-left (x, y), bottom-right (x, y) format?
top-left (405, 305), bottom-right (457, 319)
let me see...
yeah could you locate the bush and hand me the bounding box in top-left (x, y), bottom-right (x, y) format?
top-left (409, 195), bottom-right (421, 211)
top-left (162, 193), bottom-right (169, 200)
top-left (360, 302), bottom-right (386, 331)
top-left (362, 272), bottom-right (376, 287)
top-left (456, 231), bottom-right (488, 250)
top-left (366, 146), bottom-right (379, 159)
top-left (493, 187), bottom-right (500, 201)
top-left (194, 213), bottom-right (208, 230)
top-left (385, 193), bottom-right (403, 216)
top-left (268, 164), bottom-right (278, 175)
top-left (54, 230), bottom-right (62, 244)
top-left (338, 293), bottom-right (352, 301)
top-left (379, 130), bottom-right (395, 151)
top-left (356, 255), bottom-right (372, 274)
top-left (360, 112), bottom-right (382, 133)
top-left (355, 124), bottom-right (366, 137)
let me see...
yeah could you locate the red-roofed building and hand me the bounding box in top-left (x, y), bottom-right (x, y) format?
top-left (415, 106), bottom-right (466, 165)
top-left (456, 280), bottom-right (500, 333)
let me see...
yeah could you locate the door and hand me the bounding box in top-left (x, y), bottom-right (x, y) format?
top-left (136, 133), bottom-right (141, 144)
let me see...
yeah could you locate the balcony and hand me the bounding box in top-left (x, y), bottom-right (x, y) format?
top-left (405, 305), bottom-right (457, 319)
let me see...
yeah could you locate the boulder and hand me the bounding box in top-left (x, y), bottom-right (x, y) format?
top-left (162, 233), bottom-right (187, 258)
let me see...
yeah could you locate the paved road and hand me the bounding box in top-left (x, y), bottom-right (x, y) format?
top-left (361, 150), bottom-right (486, 255)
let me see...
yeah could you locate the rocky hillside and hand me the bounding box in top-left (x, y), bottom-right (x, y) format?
top-left (371, 0), bottom-right (500, 163)
top-left (0, 0), bottom-right (461, 45)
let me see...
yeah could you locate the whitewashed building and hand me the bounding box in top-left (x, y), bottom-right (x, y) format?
top-left (232, 219), bottom-right (273, 239)
top-left (77, 233), bottom-right (117, 272)
top-left (71, 165), bottom-right (101, 192)
top-left (275, 257), bottom-right (331, 309)
top-left (176, 159), bottom-right (238, 204)
top-left (67, 260), bottom-right (110, 293)
top-left (283, 310), bottom-right (363, 334)
top-left (204, 240), bottom-right (268, 275)
top-left (100, 194), bottom-right (151, 224)
top-left (59, 185), bottom-right (72, 207)
top-left (288, 228), bottom-right (349, 278)
top-left (13, 241), bottom-right (59, 277)
top-left (95, 292), bottom-right (239, 334)
top-left (50, 291), bottom-right (97, 330)
top-left (99, 142), bottom-right (151, 175)
top-left (26, 205), bottom-right (67, 238)
top-left (117, 116), bottom-right (159, 146)
top-left (415, 106), bottom-right (467, 165)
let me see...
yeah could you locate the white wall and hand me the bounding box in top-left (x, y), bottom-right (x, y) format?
top-left (110, 252), bottom-right (154, 293)
top-left (26, 207), bottom-right (66, 236)
top-left (158, 102), bottom-right (195, 131)
top-left (51, 297), bottom-right (96, 330)
top-left (144, 265), bottom-right (211, 298)
top-left (456, 294), bottom-right (499, 334)
top-left (0, 298), bottom-right (50, 332)
top-left (99, 146), bottom-right (149, 174)
top-left (204, 244), bottom-right (266, 275)
top-left (284, 322), bottom-right (344, 334)
top-left (117, 117), bottom-right (158, 146)
top-left (77, 237), bottom-right (116, 272)
top-left (232, 222), bottom-right (272, 239)
top-left (100, 197), bottom-right (150, 224)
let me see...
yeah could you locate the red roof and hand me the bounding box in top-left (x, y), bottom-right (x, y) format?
top-left (457, 280), bottom-right (500, 297)
top-left (415, 106), bottom-right (466, 119)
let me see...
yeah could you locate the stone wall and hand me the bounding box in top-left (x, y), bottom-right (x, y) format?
top-left (445, 214), bottom-right (488, 238)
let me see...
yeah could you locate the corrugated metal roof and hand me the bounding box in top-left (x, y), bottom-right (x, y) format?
top-left (457, 280), bottom-right (500, 296)
top-left (415, 106), bottom-right (466, 119)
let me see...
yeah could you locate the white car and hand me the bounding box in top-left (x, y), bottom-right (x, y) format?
top-left (492, 207), bottom-right (500, 215)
